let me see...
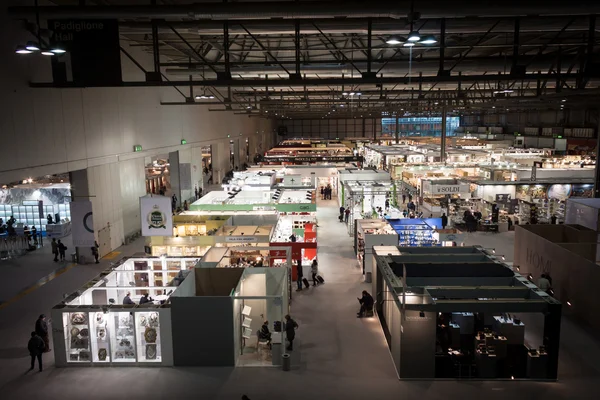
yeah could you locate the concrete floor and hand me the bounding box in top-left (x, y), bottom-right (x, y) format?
top-left (0, 199), bottom-right (598, 400)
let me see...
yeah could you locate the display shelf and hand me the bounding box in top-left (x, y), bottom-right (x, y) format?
top-left (136, 312), bottom-right (161, 362)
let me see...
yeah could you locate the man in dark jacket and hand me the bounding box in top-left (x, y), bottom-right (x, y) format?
top-left (28, 332), bottom-right (45, 372)
top-left (35, 314), bottom-right (50, 352)
top-left (357, 290), bottom-right (374, 318)
top-left (284, 314), bottom-right (298, 351)
top-left (139, 293), bottom-right (152, 305)
top-left (123, 292), bottom-right (135, 305)
top-left (441, 213), bottom-right (448, 229)
top-left (296, 260), bottom-right (303, 291)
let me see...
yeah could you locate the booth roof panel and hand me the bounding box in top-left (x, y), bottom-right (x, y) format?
top-left (567, 198), bottom-right (600, 208)
top-left (389, 261), bottom-right (513, 278)
top-left (475, 178), bottom-right (594, 185)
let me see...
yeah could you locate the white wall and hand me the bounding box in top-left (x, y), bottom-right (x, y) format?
top-left (0, 5), bottom-right (274, 251)
top-left (119, 158), bottom-right (145, 237)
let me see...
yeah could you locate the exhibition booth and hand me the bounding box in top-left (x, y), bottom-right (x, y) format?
top-left (51, 256), bottom-right (201, 367)
top-left (52, 257), bottom-right (289, 368)
top-left (338, 168), bottom-right (391, 207)
top-left (473, 179), bottom-right (594, 225)
top-left (0, 183), bottom-right (72, 236)
top-left (388, 218), bottom-right (442, 247)
top-left (147, 216), bottom-right (274, 257)
top-left (372, 246), bottom-right (561, 380)
top-left (355, 219), bottom-right (398, 282)
top-left (420, 179), bottom-right (471, 217)
top-left (170, 267), bottom-right (289, 367)
top-left (342, 180), bottom-right (395, 234)
top-left (514, 220), bottom-right (600, 333)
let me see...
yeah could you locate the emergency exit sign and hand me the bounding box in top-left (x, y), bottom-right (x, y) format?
top-left (133, 145), bottom-right (143, 152)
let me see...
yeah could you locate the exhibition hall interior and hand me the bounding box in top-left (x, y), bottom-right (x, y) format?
top-left (2, 1), bottom-right (600, 399)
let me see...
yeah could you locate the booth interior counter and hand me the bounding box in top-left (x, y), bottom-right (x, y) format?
top-left (372, 245), bottom-right (561, 380)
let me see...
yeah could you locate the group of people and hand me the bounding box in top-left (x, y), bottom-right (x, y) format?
top-left (28, 314), bottom-right (51, 372)
top-left (257, 314), bottom-right (299, 351)
top-left (50, 239), bottom-right (99, 263)
top-left (401, 190), bottom-right (414, 204)
top-left (122, 291), bottom-right (156, 305)
top-left (463, 209), bottom-right (482, 232)
top-left (339, 206), bottom-right (350, 223)
top-left (320, 185), bottom-right (333, 200)
top-left (296, 259), bottom-right (321, 290)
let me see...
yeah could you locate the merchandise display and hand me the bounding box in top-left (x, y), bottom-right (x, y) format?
top-left (388, 219), bottom-right (441, 247)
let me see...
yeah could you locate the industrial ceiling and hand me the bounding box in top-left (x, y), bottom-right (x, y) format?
top-left (9, 0), bottom-right (600, 119)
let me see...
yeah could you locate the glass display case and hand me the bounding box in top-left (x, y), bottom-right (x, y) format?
top-left (135, 312), bottom-right (161, 362)
top-left (110, 312), bottom-right (136, 362)
top-left (63, 312), bottom-right (91, 363)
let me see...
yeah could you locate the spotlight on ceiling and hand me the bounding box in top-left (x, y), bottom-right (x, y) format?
top-left (419, 36), bottom-right (437, 45)
top-left (25, 41), bottom-right (40, 51)
top-left (41, 50), bottom-right (55, 56)
top-left (15, 45), bottom-right (32, 54)
top-left (342, 92), bottom-right (348, 96)
top-left (403, 42), bottom-right (415, 47)
top-left (386, 35), bottom-right (403, 45)
top-left (503, 89), bottom-right (514, 93)
top-left (50, 44), bottom-right (67, 54)
top-left (407, 31), bottom-right (421, 42)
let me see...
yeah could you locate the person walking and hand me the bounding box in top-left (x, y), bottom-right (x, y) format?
top-left (402, 193), bottom-right (406, 204)
top-left (296, 261), bottom-right (304, 291)
top-left (284, 314), bottom-right (299, 351)
top-left (28, 332), bottom-right (45, 372)
top-left (320, 186), bottom-right (324, 200)
top-left (183, 200), bottom-right (189, 211)
top-left (171, 194), bottom-right (178, 212)
top-left (91, 241), bottom-right (100, 264)
top-left (35, 314), bottom-right (50, 352)
top-left (194, 185), bottom-right (199, 200)
top-left (339, 206), bottom-right (345, 222)
top-left (345, 207), bottom-right (350, 223)
top-left (441, 213), bottom-right (448, 229)
top-left (51, 238), bottom-right (58, 262)
top-left (57, 240), bottom-right (67, 261)
top-left (310, 259), bottom-right (319, 286)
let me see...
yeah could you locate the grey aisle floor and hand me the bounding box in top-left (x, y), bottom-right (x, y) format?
top-left (0, 200), bottom-right (599, 400)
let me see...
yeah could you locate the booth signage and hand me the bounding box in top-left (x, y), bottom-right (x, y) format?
top-left (432, 184), bottom-right (468, 194)
top-left (140, 196), bottom-right (173, 237)
top-left (225, 236), bottom-right (257, 243)
top-left (268, 156), bottom-right (363, 163)
top-left (71, 200), bottom-right (95, 247)
top-left (276, 203), bottom-right (317, 212)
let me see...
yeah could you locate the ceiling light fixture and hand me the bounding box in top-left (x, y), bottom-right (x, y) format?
top-left (408, 31), bottom-right (421, 42)
top-left (503, 89), bottom-right (514, 93)
top-left (386, 35), bottom-right (404, 45)
top-left (25, 41), bottom-right (40, 51)
top-left (403, 42), bottom-right (415, 47)
top-left (342, 92), bottom-right (348, 96)
top-left (41, 50), bottom-right (55, 56)
top-left (50, 44), bottom-right (66, 54)
top-left (419, 36), bottom-right (437, 45)
top-left (15, 45), bottom-right (32, 54)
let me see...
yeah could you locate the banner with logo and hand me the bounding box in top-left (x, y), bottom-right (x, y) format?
top-left (71, 200), bottom-right (95, 247)
top-left (140, 196), bottom-right (173, 237)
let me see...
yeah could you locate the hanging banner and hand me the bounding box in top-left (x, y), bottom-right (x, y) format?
top-left (140, 196), bottom-right (173, 237)
top-left (430, 184), bottom-right (470, 194)
top-left (71, 201), bottom-right (95, 247)
top-left (38, 200), bottom-right (44, 219)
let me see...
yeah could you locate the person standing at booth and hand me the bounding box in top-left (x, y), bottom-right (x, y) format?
top-left (284, 314), bottom-right (299, 351)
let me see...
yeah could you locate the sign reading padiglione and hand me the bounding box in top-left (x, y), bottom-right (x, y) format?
top-left (140, 196), bottom-right (173, 237)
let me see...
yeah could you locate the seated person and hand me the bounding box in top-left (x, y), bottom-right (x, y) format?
top-left (357, 290), bottom-right (374, 318)
top-left (139, 293), bottom-right (153, 305)
top-left (258, 320), bottom-right (271, 342)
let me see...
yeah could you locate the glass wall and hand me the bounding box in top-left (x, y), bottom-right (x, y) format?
top-left (382, 117), bottom-right (460, 137)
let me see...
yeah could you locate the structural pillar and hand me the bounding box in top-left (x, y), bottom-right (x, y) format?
top-left (440, 107), bottom-right (447, 163)
top-left (595, 118), bottom-right (600, 197)
top-left (395, 116), bottom-right (400, 142)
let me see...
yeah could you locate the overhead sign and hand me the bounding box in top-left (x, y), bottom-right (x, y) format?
top-left (140, 196), bottom-right (173, 237)
top-left (49, 19), bottom-right (122, 86)
top-left (267, 156), bottom-right (363, 163)
top-left (431, 184), bottom-right (469, 194)
top-left (71, 200), bottom-right (95, 247)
